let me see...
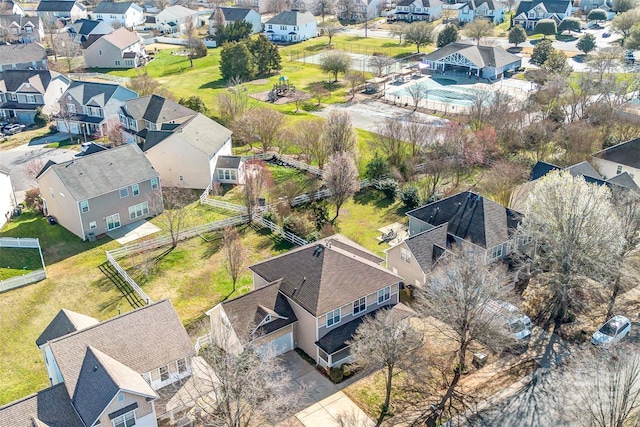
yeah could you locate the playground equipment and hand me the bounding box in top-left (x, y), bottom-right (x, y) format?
top-left (267, 76), bottom-right (297, 102)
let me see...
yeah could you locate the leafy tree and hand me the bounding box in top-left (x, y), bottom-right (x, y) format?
top-left (543, 50), bottom-right (570, 74)
top-left (612, 9), bottom-right (640, 39)
top-left (558, 17), bottom-right (581, 34)
top-left (625, 23), bottom-right (640, 49)
top-left (220, 41), bottom-right (256, 81)
top-left (508, 24), bottom-right (527, 47)
top-left (405, 21), bottom-right (434, 53)
top-left (179, 96), bottom-right (209, 114)
top-left (530, 38), bottom-right (555, 65)
top-left (320, 51), bottom-right (351, 82)
top-left (463, 19), bottom-right (494, 45)
top-left (364, 153), bottom-right (390, 180)
top-left (437, 23), bottom-right (459, 47)
top-left (577, 33), bottom-right (597, 54)
top-left (324, 151), bottom-right (360, 222)
top-left (247, 35), bottom-right (282, 76)
top-left (535, 18), bottom-right (557, 37)
top-left (33, 107), bottom-right (49, 128)
top-left (400, 186), bottom-right (420, 209)
top-left (215, 20), bottom-right (252, 45)
top-left (587, 8), bottom-right (607, 22)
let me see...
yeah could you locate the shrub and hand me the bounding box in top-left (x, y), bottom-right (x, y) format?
top-left (301, 102), bottom-right (321, 112)
top-left (376, 178), bottom-right (400, 200)
top-left (401, 186), bottom-right (421, 209)
top-left (329, 366), bottom-right (344, 383)
top-left (365, 153), bottom-right (390, 181)
top-left (24, 188), bottom-right (42, 212)
top-left (310, 201), bottom-right (329, 231)
top-left (261, 209), bottom-right (277, 223)
top-left (283, 214), bottom-right (313, 237)
top-left (33, 107), bottom-right (49, 128)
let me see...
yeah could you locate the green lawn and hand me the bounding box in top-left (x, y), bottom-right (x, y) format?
top-left (0, 247), bottom-right (43, 280)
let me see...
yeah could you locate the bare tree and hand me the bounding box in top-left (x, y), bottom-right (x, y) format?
top-left (184, 17), bottom-right (205, 68)
top-left (344, 70), bottom-right (365, 100)
top-left (57, 101), bottom-right (78, 143)
top-left (127, 73), bottom-right (176, 98)
top-left (413, 248), bottom-right (515, 426)
top-left (233, 107), bottom-right (284, 153)
top-left (324, 151), bottom-right (360, 222)
top-left (309, 82), bottom-right (330, 106)
top-left (215, 82), bottom-right (249, 127)
top-left (374, 118), bottom-right (406, 168)
top-left (313, 0), bottom-right (335, 21)
top-left (242, 160), bottom-right (272, 220)
top-left (222, 226), bottom-right (247, 293)
top-left (480, 159), bottom-right (528, 207)
top-left (368, 54), bottom-right (394, 77)
top-left (337, 0), bottom-right (357, 20)
top-left (349, 308), bottom-right (424, 426)
top-left (323, 110), bottom-right (357, 155)
top-left (268, 0), bottom-right (290, 13)
top-left (514, 171), bottom-right (625, 324)
top-left (155, 0), bottom-right (169, 9)
top-left (462, 19), bottom-right (494, 45)
top-left (287, 119), bottom-right (328, 167)
top-left (406, 81), bottom-right (429, 111)
top-left (106, 118), bottom-right (125, 147)
top-left (43, 19), bottom-right (60, 61)
top-left (319, 21), bottom-right (343, 44)
top-left (404, 120), bottom-right (435, 157)
top-left (53, 33), bottom-right (81, 73)
top-left (468, 88), bottom-right (494, 130)
top-left (23, 158), bottom-right (45, 186)
top-left (154, 187), bottom-right (190, 249)
top-left (587, 47), bottom-right (623, 82)
top-left (389, 21), bottom-right (409, 44)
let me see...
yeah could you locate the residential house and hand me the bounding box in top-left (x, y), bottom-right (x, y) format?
top-left (457, 0), bottom-right (505, 24)
top-left (36, 0), bottom-right (88, 24)
top-left (119, 94), bottom-right (233, 189)
top-left (56, 80), bottom-right (137, 139)
top-left (513, 0), bottom-right (572, 30)
top-left (66, 18), bottom-right (114, 43)
top-left (264, 10), bottom-right (316, 43)
top-left (215, 155), bottom-right (245, 184)
top-left (393, 0), bottom-right (443, 22)
top-left (36, 144), bottom-right (163, 239)
top-left (0, 42), bottom-right (47, 71)
top-left (337, 0), bottom-right (383, 21)
top-left (208, 7), bottom-right (262, 35)
top-left (422, 42), bottom-right (521, 79)
top-left (0, 70), bottom-right (71, 124)
top-left (580, 0), bottom-right (614, 14)
top-left (592, 137), bottom-right (640, 189)
top-left (388, 191), bottom-right (524, 274)
top-left (93, 0), bottom-right (145, 28)
top-left (208, 234), bottom-right (404, 368)
top-left (510, 160), bottom-right (640, 212)
top-left (82, 27), bottom-right (147, 68)
top-left (155, 5), bottom-right (200, 35)
top-left (0, 300), bottom-right (195, 427)
top-left (0, 1), bottom-right (26, 17)
top-left (0, 15), bottom-right (44, 43)
top-left (0, 164), bottom-right (15, 229)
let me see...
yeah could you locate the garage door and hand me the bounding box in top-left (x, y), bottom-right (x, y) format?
top-left (257, 332), bottom-right (293, 356)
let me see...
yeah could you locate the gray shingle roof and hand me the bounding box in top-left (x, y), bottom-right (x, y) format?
top-left (0, 384), bottom-right (84, 427)
top-left (40, 144), bottom-right (158, 201)
top-left (423, 42), bottom-right (521, 69)
top-left (94, 1), bottom-right (139, 14)
top-left (404, 223), bottom-right (448, 271)
top-left (123, 94), bottom-right (196, 125)
top-left (407, 192), bottom-right (522, 250)
top-left (215, 155), bottom-right (242, 169)
top-left (249, 234), bottom-right (401, 316)
top-left (607, 172), bottom-right (639, 191)
top-left (0, 70), bottom-right (66, 94)
top-left (529, 160), bottom-right (640, 193)
top-left (266, 10), bottom-right (316, 26)
top-left (37, 1), bottom-right (84, 12)
top-left (515, 0), bottom-right (571, 15)
top-left (0, 42), bottom-right (46, 66)
top-left (72, 347), bottom-right (157, 427)
top-left (48, 300), bottom-right (193, 398)
top-left (64, 80), bottom-right (137, 107)
top-left (397, 0), bottom-right (443, 7)
top-left (36, 309), bottom-right (99, 347)
top-left (593, 137), bottom-right (640, 169)
top-left (213, 7), bottom-right (252, 21)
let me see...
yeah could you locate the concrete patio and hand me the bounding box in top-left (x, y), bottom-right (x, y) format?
top-left (106, 220), bottom-right (161, 244)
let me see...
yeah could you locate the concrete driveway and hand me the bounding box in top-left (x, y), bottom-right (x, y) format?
top-left (279, 351), bottom-right (374, 427)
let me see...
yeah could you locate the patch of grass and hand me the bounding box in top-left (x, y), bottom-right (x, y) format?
top-left (0, 126), bottom-right (53, 151)
top-left (343, 370), bottom-right (409, 419)
top-left (44, 139), bottom-right (76, 149)
top-left (0, 248), bottom-right (43, 280)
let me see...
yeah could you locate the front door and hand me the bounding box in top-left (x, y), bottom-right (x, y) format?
top-left (106, 213), bottom-right (121, 231)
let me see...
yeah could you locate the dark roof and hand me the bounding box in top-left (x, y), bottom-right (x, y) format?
top-left (266, 10), bottom-right (316, 26)
top-left (466, 0), bottom-right (499, 10)
top-left (39, 144), bottom-right (158, 201)
top-left (37, 1), bottom-right (82, 12)
top-left (407, 191), bottom-right (522, 250)
top-left (64, 80), bottom-right (137, 107)
top-left (607, 172), bottom-right (640, 191)
top-left (0, 42), bottom-right (46, 65)
top-left (137, 129), bottom-right (173, 151)
top-left (94, 1), bottom-right (137, 14)
top-left (593, 137), bottom-right (640, 169)
top-left (404, 223), bottom-right (448, 271)
top-left (48, 300), bottom-right (193, 398)
top-left (36, 309), bottom-right (99, 347)
top-left (215, 155), bottom-right (243, 169)
top-left (0, 70), bottom-right (60, 93)
top-left (81, 142), bottom-right (108, 155)
top-left (216, 6), bottom-right (252, 21)
top-left (36, 159), bottom-right (56, 179)
top-left (67, 18), bottom-right (112, 38)
top-left (0, 384), bottom-right (84, 427)
top-left (222, 280), bottom-right (298, 338)
top-left (529, 160), bottom-right (640, 193)
top-left (249, 234), bottom-right (401, 316)
top-left (397, 0), bottom-right (442, 7)
top-left (423, 42), bottom-right (521, 69)
top-left (529, 160), bottom-right (559, 180)
top-left (515, 0), bottom-right (571, 15)
top-left (124, 94), bottom-right (195, 124)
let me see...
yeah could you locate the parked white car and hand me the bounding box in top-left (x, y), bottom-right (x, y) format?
top-left (591, 315), bottom-right (631, 347)
top-left (486, 300), bottom-right (532, 343)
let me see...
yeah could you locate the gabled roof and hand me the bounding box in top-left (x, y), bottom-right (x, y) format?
top-left (0, 15), bottom-right (41, 30)
top-left (403, 223), bottom-right (448, 272)
top-left (407, 191), bottom-right (522, 250)
top-left (211, 6), bottom-right (253, 21)
top-left (94, 1), bottom-right (141, 14)
top-left (38, 144), bottom-right (158, 201)
top-left (96, 27), bottom-right (141, 50)
top-left (249, 234), bottom-right (401, 316)
top-left (515, 0), bottom-right (570, 15)
top-left (221, 280), bottom-right (298, 338)
top-left (0, 70), bottom-right (68, 95)
top-left (423, 42), bottom-right (521, 69)
top-left (123, 94), bottom-right (195, 124)
top-left (215, 155), bottom-right (243, 169)
top-left (266, 10), bottom-right (316, 26)
top-left (67, 18), bottom-right (114, 38)
top-left (0, 164), bottom-right (10, 174)
top-left (48, 300), bottom-right (193, 398)
top-left (157, 5), bottom-right (198, 20)
top-left (63, 80), bottom-right (137, 107)
top-left (37, 1), bottom-right (84, 12)
top-left (607, 172), bottom-right (639, 190)
top-left (0, 383), bottom-right (84, 427)
top-left (593, 137), bottom-right (640, 169)
top-left (529, 160), bottom-right (640, 193)
top-left (397, 0), bottom-right (443, 7)
top-left (36, 308), bottom-right (99, 347)
top-left (466, 0), bottom-right (500, 10)
top-left (73, 347), bottom-right (157, 427)
top-left (0, 42), bottom-right (46, 66)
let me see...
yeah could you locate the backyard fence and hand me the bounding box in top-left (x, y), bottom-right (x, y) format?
top-left (106, 251), bottom-right (152, 305)
top-left (69, 73), bottom-right (131, 83)
top-left (200, 197), bottom-right (247, 213)
top-left (0, 237), bottom-right (47, 293)
top-left (254, 216), bottom-right (309, 246)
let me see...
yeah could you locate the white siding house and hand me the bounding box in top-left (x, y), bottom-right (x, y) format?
top-left (264, 10), bottom-right (316, 42)
top-left (93, 1), bottom-right (145, 28)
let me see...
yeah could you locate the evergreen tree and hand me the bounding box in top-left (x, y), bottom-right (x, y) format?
top-left (215, 20), bottom-right (252, 45)
top-left (534, 19), bottom-right (557, 38)
top-left (220, 41), bottom-right (256, 81)
top-left (437, 24), bottom-right (459, 47)
top-left (508, 24), bottom-right (527, 47)
top-left (247, 35), bottom-right (282, 76)
top-left (530, 38), bottom-right (555, 65)
top-left (577, 33), bottom-right (597, 54)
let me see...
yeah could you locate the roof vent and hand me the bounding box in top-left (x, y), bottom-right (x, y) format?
top-left (93, 365), bottom-right (98, 372)
top-left (313, 245), bottom-right (323, 256)
top-left (326, 241), bottom-right (332, 248)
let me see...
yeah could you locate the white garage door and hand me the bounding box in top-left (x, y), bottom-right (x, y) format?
top-left (257, 332), bottom-right (293, 356)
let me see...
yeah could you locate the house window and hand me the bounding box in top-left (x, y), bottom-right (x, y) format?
top-left (230, 170), bottom-right (236, 180)
top-left (617, 165), bottom-right (623, 174)
top-left (179, 175), bottom-right (184, 181)
top-left (353, 297), bottom-right (366, 315)
top-left (490, 243), bottom-right (504, 259)
top-left (26, 95), bottom-right (36, 103)
top-left (132, 184), bottom-right (139, 196)
top-left (128, 201), bottom-right (149, 220)
top-left (106, 213), bottom-right (121, 231)
top-left (120, 187), bottom-right (129, 198)
top-left (178, 358), bottom-right (187, 374)
top-left (160, 365), bottom-right (169, 381)
top-left (268, 24), bottom-right (272, 29)
top-left (25, 26), bottom-right (33, 33)
top-left (326, 308), bottom-right (340, 327)
top-left (115, 60), bottom-right (121, 66)
top-left (151, 177), bottom-right (159, 190)
top-left (112, 410), bottom-right (135, 427)
top-left (67, 103), bottom-right (76, 114)
top-left (378, 286), bottom-right (390, 304)
top-left (280, 25), bottom-right (287, 30)
top-left (400, 247), bottom-right (411, 263)
top-left (142, 372), bottom-right (151, 385)
top-left (80, 200), bottom-right (89, 213)
top-left (117, 393), bottom-right (125, 402)
top-left (89, 221), bottom-right (97, 229)
top-left (99, 49), bottom-right (102, 55)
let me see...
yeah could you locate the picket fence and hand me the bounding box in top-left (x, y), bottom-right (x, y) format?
top-left (0, 270), bottom-right (46, 293)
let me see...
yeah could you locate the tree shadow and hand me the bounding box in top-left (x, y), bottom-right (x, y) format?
top-left (199, 79), bottom-right (228, 90)
top-left (353, 188), bottom-right (395, 209)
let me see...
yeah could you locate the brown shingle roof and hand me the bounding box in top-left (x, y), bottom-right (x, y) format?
top-left (48, 300), bottom-right (193, 398)
top-left (249, 235), bottom-right (401, 316)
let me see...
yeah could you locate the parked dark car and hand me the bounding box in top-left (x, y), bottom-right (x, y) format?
top-left (602, 32), bottom-right (611, 37)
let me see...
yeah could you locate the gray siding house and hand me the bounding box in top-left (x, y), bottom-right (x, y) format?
top-left (0, 15), bottom-right (44, 43)
top-left (0, 42), bottom-right (47, 71)
top-left (36, 144), bottom-right (163, 240)
top-left (208, 7), bottom-right (262, 34)
top-left (82, 27), bottom-right (147, 69)
top-left (36, 0), bottom-right (88, 23)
